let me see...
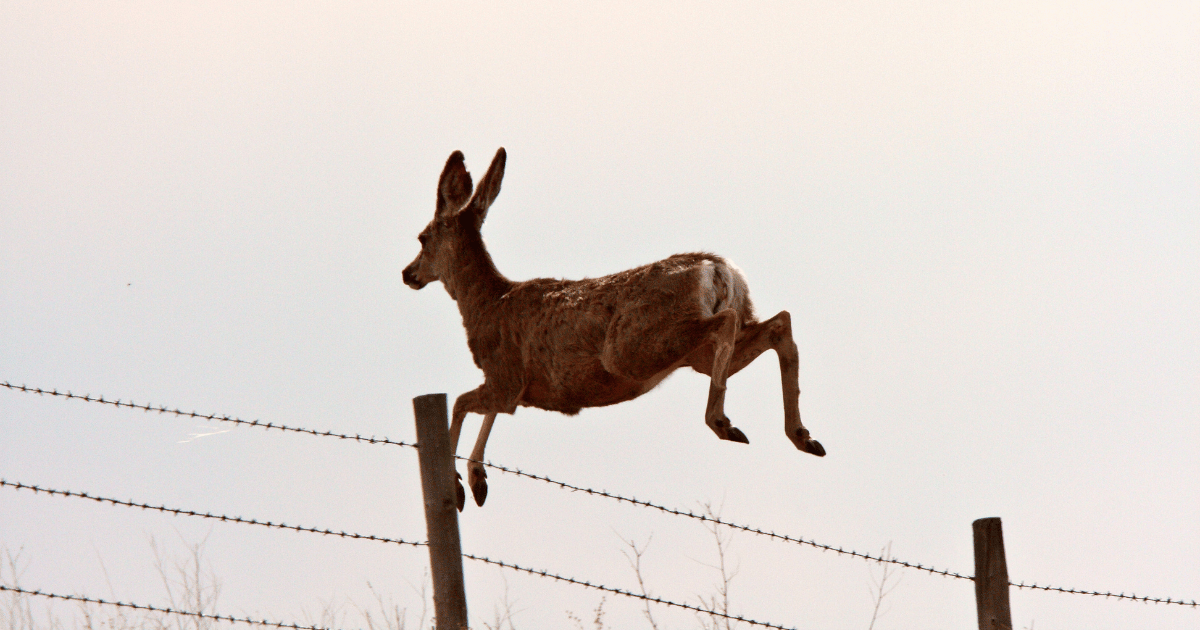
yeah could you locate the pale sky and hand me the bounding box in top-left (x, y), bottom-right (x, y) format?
top-left (2, 2), bottom-right (1198, 629)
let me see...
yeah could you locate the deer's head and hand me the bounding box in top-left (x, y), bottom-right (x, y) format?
top-left (403, 148), bottom-right (506, 292)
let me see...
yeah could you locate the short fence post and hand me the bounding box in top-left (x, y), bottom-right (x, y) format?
top-left (413, 394), bottom-right (469, 630)
top-left (973, 517), bottom-right (1013, 630)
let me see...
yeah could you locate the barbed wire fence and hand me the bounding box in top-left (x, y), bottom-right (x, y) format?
top-left (2, 381), bottom-right (1197, 630)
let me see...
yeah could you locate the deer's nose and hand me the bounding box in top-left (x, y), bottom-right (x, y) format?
top-left (402, 265), bottom-right (424, 289)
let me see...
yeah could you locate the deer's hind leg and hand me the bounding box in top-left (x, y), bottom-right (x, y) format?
top-left (725, 310), bottom-right (825, 456)
top-left (698, 308), bottom-right (751, 444)
top-left (602, 306), bottom-right (748, 443)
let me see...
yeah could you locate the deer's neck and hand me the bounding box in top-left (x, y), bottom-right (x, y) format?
top-left (444, 233), bottom-right (512, 322)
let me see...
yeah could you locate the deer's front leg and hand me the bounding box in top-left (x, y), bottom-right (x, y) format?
top-left (448, 401), bottom-right (470, 512)
top-left (466, 413), bottom-right (497, 507)
top-left (453, 385), bottom-right (516, 509)
top-left (451, 389), bottom-right (492, 511)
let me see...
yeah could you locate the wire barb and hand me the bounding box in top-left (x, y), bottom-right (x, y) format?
top-left (0, 584), bottom-right (337, 630)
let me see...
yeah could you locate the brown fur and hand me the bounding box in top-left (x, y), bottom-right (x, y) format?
top-left (403, 148), bottom-right (824, 509)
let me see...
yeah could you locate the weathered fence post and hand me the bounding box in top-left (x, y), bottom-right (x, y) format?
top-left (973, 517), bottom-right (1013, 630)
top-left (413, 394), bottom-right (469, 630)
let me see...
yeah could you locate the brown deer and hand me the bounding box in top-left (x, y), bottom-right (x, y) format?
top-left (403, 148), bottom-right (825, 510)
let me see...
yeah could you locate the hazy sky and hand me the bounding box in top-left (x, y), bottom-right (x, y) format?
top-left (2, 2), bottom-right (1198, 629)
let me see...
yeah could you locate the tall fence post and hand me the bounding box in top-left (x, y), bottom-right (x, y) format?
top-left (413, 394), bottom-right (469, 630)
top-left (973, 517), bottom-right (1013, 630)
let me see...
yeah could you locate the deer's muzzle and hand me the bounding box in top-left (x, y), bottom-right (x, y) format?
top-left (402, 263), bottom-right (427, 289)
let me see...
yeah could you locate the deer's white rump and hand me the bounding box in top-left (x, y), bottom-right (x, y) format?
top-left (403, 148), bottom-right (825, 509)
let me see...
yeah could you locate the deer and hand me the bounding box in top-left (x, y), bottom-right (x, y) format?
top-left (403, 148), bottom-right (825, 510)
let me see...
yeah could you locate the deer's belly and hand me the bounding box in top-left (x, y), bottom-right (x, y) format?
top-left (519, 362), bottom-right (649, 414)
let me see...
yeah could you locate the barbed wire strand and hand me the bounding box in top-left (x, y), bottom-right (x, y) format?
top-left (6, 383), bottom-right (1197, 609)
top-left (1009, 581), bottom-right (1197, 606)
top-left (0, 382), bottom-right (415, 449)
top-left (458, 552), bottom-right (798, 630)
top-left (470, 457), bottom-right (970, 578)
top-left (0, 584), bottom-right (337, 630)
top-left (0, 480), bottom-right (425, 549)
top-left (1, 480), bottom-right (799, 629)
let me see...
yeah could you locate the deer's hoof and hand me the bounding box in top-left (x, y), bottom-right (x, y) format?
top-left (790, 428), bottom-right (826, 456)
top-left (469, 466), bottom-right (488, 507)
top-left (726, 426), bottom-right (750, 444)
top-left (455, 472), bottom-right (466, 512)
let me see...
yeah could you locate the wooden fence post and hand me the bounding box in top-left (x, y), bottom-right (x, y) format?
top-left (413, 394), bottom-right (469, 630)
top-left (973, 517), bottom-right (1013, 630)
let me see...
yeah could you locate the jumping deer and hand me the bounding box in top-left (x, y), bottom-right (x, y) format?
top-left (403, 148), bottom-right (825, 510)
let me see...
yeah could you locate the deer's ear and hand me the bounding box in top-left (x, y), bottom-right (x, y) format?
top-left (437, 151), bottom-right (473, 218)
top-left (467, 147), bottom-right (506, 227)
